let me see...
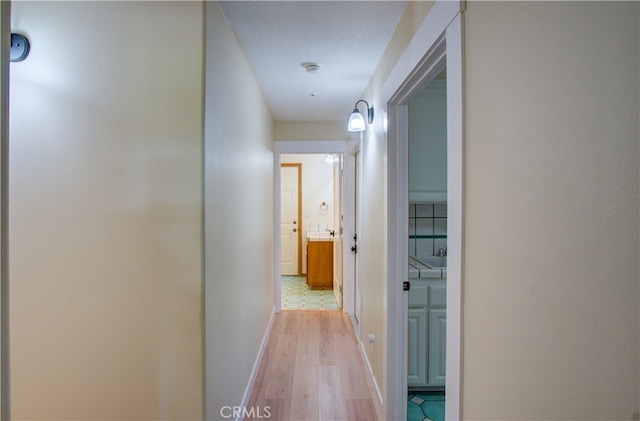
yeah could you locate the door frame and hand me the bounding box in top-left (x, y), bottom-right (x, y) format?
top-left (346, 137), bottom-right (362, 333)
top-left (280, 163), bottom-right (302, 276)
top-left (0, 3), bottom-right (9, 419)
top-left (384, 2), bottom-right (464, 420)
top-left (274, 140), bottom-right (349, 313)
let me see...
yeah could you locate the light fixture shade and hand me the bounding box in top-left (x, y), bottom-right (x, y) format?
top-left (348, 109), bottom-right (366, 132)
top-left (325, 154), bottom-right (338, 163)
top-left (347, 100), bottom-right (374, 132)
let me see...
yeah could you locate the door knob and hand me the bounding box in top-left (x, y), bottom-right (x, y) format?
top-left (293, 228), bottom-right (297, 232)
top-left (293, 221), bottom-right (297, 225)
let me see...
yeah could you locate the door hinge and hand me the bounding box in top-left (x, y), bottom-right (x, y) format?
top-left (403, 281), bottom-right (410, 291)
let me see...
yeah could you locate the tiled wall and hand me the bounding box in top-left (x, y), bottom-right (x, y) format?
top-left (409, 203), bottom-right (447, 257)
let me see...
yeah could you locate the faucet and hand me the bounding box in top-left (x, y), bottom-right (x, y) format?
top-left (325, 228), bottom-right (335, 237)
top-left (437, 247), bottom-right (447, 257)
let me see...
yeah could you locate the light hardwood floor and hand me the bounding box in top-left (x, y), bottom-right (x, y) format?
top-left (244, 310), bottom-right (378, 421)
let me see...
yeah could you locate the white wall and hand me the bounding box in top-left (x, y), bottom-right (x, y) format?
top-left (274, 121), bottom-right (347, 142)
top-left (204, 3), bottom-right (274, 420)
top-left (9, 2), bottom-right (204, 420)
top-left (281, 154), bottom-right (334, 273)
top-left (356, 1), bottom-right (638, 419)
top-left (6, 2), bottom-right (638, 421)
top-left (354, 0), bottom-right (434, 405)
top-left (463, 2), bottom-right (639, 419)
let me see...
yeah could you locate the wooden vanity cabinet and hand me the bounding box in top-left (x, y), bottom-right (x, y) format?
top-left (307, 241), bottom-right (333, 289)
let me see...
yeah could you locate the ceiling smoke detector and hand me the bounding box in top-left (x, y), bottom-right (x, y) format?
top-left (301, 62), bottom-right (322, 74)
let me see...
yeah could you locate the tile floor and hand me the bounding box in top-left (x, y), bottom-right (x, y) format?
top-left (281, 276), bottom-right (339, 310)
top-left (407, 391), bottom-right (445, 421)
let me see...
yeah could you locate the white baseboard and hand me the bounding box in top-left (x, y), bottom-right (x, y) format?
top-left (237, 306), bottom-right (276, 421)
top-left (359, 340), bottom-right (384, 421)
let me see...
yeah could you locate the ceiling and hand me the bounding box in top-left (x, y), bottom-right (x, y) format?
top-left (219, 1), bottom-right (408, 122)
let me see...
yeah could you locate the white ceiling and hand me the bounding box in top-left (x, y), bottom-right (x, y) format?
top-left (219, 1), bottom-right (408, 122)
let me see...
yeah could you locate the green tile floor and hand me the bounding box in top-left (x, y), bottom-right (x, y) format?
top-left (281, 276), bottom-right (339, 310)
top-left (407, 391), bottom-right (445, 421)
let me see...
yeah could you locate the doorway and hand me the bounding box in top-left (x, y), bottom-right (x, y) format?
top-left (348, 144), bottom-right (362, 328)
top-left (384, 2), bottom-right (464, 420)
top-left (274, 141), bottom-right (350, 314)
top-left (280, 153), bottom-right (341, 311)
top-left (406, 68), bottom-right (448, 421)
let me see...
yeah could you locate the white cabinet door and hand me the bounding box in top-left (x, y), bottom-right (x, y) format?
top-left (428, 309), bottom-right (447, 386)
top-left (408, 308), bottom-right (427, 386)
top-left (408, 280), bottom-right (446, 388)
top-left (408, 282), bottom-right (428, 387)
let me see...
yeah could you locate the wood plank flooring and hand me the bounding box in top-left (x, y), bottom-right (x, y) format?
top-left (244, 311), bottom-right (378, 421)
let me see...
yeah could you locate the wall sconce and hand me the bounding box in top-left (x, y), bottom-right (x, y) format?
top-left (347, 100), bottom-right (374, 132)
top-left (325, 154), bottom-right (338, 164)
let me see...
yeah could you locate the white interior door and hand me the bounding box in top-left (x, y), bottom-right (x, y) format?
top-left (332, 155), bottom-right (343, 308)
top-left (281, 164), bottom-right (300, 276)
top-left (354, 150), bottom-right (361, 323)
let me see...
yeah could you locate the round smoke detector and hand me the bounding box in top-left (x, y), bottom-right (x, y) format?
top-left (301, 62), bottom-right (322, 74)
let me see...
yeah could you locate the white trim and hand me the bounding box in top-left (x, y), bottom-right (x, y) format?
top-left (384, 2), bottom-right (464, 420)
top-left (236, 307), bottom-right (276, 421)
top-left (382, 0), bottom-right (462, 103)
top-left (444, 14), bottom-right (464, 420)
top-left (344, 139), bottom-right (362, 334)
top-left (274, 140), bottom-right (348, 155)
top-left (342, 145), bottom-right (355, 321)
top-left (385, 99), bottom-right (410, 421)
top-left (273, 140), bottom-right (349, 313)
top-left (0, 4), bottom-right (9, 420)
top-left (359, 341), bottom-right (384, 421)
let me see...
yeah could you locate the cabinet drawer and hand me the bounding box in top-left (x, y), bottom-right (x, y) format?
top-left (429, 285), bottom-right (446, 308)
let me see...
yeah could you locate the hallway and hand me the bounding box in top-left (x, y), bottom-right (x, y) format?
top-left (244, 311), bottom-right (378, 421)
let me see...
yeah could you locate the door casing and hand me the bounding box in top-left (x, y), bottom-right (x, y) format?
top-left (346, 139), bottom-right (362, 330)
top-left (384, 2), bottom-right (465, 420)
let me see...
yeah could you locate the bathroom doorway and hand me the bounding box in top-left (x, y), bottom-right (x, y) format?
top-left (406, 68), bottom-right (448, 421)
top-left (280, 153), bottom-right (340, 310)
top-left (275, 144), bottom-right (349, 313)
